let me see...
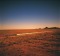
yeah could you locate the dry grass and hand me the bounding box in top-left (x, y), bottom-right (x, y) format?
top-left (0, 29), bottom-right (60, 56)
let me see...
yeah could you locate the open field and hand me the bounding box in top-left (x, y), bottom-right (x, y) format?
top-left (0, 29), bottom-right (60, 56)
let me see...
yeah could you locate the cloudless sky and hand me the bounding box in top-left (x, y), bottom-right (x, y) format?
top-left (0, 0), bottom-right (60, 29)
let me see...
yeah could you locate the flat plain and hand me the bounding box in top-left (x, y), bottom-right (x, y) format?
top-left (0, 29), bottom-right (60, 56)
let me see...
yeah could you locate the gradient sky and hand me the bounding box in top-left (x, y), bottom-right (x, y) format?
top-left (0, 0), bottom-right (60, 29)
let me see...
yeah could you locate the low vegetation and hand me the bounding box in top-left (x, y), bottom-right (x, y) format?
top-left (0, 29), bottom-right (60, 56)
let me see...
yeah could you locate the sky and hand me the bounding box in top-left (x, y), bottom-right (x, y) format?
top-left (0, 0), bottom-right (60, 29)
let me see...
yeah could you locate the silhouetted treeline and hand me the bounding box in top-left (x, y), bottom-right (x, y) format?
top-left (44, 27), bottom-right (60, 29)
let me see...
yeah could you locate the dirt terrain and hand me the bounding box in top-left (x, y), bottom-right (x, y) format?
top-left (0, 29), bottom-right (60, 56)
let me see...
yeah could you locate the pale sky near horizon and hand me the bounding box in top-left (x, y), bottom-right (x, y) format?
top-left (0, 0), bottom-right (60, 30)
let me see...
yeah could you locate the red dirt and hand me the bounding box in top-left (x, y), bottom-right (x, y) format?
top-left (0, 29), bottom-right (60, 56)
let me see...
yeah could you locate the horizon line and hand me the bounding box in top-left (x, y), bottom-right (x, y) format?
top-left (0, 27), bottom-right (60, 30)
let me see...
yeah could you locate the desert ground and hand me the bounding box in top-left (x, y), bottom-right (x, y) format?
top-left (0, 29), bottom-right (60, 56)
